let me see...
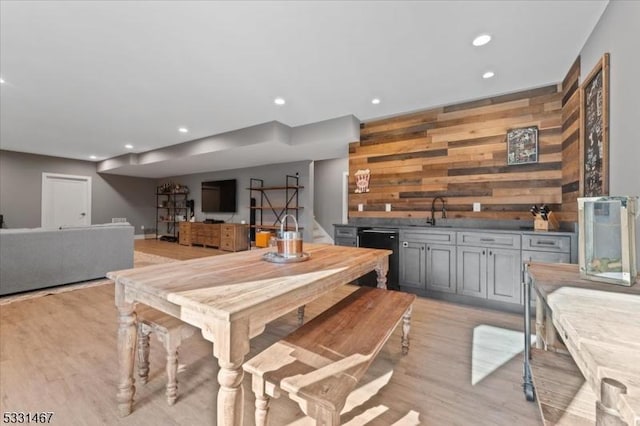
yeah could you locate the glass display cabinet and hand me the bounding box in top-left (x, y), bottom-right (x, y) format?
top-left (578, 196), bottom-right (638, 286)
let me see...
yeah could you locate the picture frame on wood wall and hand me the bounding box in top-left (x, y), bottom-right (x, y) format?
top-left (580, 53), bottom-right (610, 197)
top-left (506, 126), bottom-right (538, 165)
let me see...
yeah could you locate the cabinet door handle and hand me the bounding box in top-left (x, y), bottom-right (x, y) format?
top-left (482, 250), bottom-right (485, 255)
top-left (536, 240), bottom-right (556, 246)
top-left (480, 238), bottom-right (495, 242)
top-left (427, 246), bottom-right (430, 251)
top-left (489, 250), bottom-right (493, 256)
top-left (422, 246), bottom-right (425, 251)
top-left (402, 242), bottom-right (409, 248)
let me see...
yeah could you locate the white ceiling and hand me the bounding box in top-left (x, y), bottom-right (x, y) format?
top-left (0, 1), bottom-right (608, 177)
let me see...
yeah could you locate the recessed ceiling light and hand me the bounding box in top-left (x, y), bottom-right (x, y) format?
top-left (274, 97), bottom-right (286, 106)
top-left (473, 34), bottom-right (492, 47)
top-left (0, 78), bottom-right (5, 84)
top-left (124, 144), bottom-right (134, 149)
top-left (178, 127), bottom-right (189, 133)
top-left (89, 155), bottom-right (97, 160)
top-left (482, 71), bottom-right (495, 79)
top-left (371, 98), bottom-right (381, 105)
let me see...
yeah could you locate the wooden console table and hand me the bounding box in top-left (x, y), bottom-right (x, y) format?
top-left (179, 222), bottom-right (248, 252)
top-left (524, 262), bottom-right (640, 425)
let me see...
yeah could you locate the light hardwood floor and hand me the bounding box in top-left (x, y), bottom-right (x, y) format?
top-left (0, 241), bottom-right (541, 425)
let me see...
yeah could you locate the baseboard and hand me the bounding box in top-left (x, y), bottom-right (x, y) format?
top-left (135, 234), bottom-right (157, 240)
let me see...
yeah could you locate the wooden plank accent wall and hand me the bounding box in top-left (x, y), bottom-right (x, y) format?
top-left (350, 84), bottom-right (565, 221)
top-left (559, 56), bottom-right (581, 222)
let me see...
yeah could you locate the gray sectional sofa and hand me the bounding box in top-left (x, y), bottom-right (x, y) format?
top-left (0, 223), bottom-right (134, 296)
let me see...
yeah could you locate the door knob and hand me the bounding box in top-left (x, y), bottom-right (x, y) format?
top-left (81, 213), bottom-right (86, 216)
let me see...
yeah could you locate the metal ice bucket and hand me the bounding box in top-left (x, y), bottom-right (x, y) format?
top-left (276, 215), bottom-right (303, 258)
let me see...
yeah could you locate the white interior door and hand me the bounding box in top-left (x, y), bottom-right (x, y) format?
top-left (42, 173), bottom-right (92, 228)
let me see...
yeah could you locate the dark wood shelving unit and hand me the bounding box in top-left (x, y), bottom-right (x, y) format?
top-left (156, 189), bottom-right (189, 242)
top-left (248, 174), bottom-right (303, 242)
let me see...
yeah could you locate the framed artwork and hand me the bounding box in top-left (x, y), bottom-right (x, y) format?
top-left (507, 126), bottom-right (538, 165)
top-left (580, 53), bottom-right (610, 197)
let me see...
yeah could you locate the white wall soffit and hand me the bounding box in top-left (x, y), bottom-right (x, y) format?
top-left (96, 115), bottom-right (359, 178)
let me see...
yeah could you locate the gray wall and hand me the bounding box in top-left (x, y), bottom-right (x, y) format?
top-left (159, 161), bottom-right (314, 241)
top-left (579, 0), bottom-right (640, 268)
top-left (314, 157), bottom-right (349, 236)
top-left (0, 150), bottom-right (156, 233)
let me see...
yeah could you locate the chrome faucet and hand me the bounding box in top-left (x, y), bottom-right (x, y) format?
top-left (426, 196), bottom-right (446, 226)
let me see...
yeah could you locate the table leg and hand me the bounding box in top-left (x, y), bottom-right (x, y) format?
top-left (210, 319), bottom-right (251, 426)
top-left (375, 257), bottom-right (389, 289)
top-left (523, 264), bottom-right (535, 402)
top-left (116, 299), bottom-right (137, 416)
top-left (402, 305), bottom-right (412, 355)
top-left (217, 358), bottom-right (245, 426)
top-left (535, 290), bottom-right (544, 350)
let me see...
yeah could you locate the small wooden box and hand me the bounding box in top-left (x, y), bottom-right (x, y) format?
top-left (255, 231), bottom-right (273, 248)
top-left (534, 212), bottom-right (559, 232)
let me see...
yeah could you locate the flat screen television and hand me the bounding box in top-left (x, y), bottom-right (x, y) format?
top-left (201, 179), bottom-right (237, 213)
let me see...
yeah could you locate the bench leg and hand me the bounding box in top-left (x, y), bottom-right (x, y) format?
top-left (251, 374), bottom-right (272, 426)
top-left (158, 330), bottom-right (182, 406)
top-left (137, 324), bottom-right (151, 384)
top-left (402, 305), bottom-right (412, 355)
top-left (297, 306), bottom-right (305, 326)
top-left (312, 406), bottom-right (340, 426)
top-left (255, 393), bottom-right (270, 426)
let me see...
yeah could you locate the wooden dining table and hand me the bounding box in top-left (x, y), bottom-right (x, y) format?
top-left (527, 263), bottom-right (640, 425)
top-left (107, 243), bottom-right (391, 426)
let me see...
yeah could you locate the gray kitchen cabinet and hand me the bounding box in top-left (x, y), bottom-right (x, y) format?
top-left (399, 241), bottom-right (426, 289)
top-left (333, 225), bottom-right (358, 247)
top-left (399, 230), bottom-right (456, 292)
top-left (426, 244), bottom-right (457, 293)
top-left (486, 248), bottom-right (522, 304)
top-left (457, 231), bottom-right (522, 305)
top-left (334, 237), bottom-right (357, 247)
top-left (521, 234), bottom-right (572, 304)
top-left (456, 245), bottom-right (487, 298)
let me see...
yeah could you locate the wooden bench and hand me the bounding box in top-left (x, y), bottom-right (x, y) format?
top-left (529, 348), bottom-right (597, 425)
top-left (243, 286), bottom-right (416, 426)
top-left (136, 306), bottom-right (197, 405)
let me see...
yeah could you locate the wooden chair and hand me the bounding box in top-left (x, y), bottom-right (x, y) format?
top-left (136, 306), bottom-right (196, 406)
top-left (243, 287), bottom-right (415, 426)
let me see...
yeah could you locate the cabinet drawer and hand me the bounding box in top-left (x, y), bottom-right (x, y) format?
top-left (335, 237), bottom-right (357, 247)
top-left (457, 232), bottom-right (521, 249)
top-left (522, 250), bottom-right (570, 264)
top-left (334, 226), bottom-right (357, 239)
top-left (222, 230), bottom-right (234, 239)
top-left (221, 224), bottom-right (235, 234)
top-left (220, 239), bottom-right (234, 251)
top-left (400, 230), bottom-right (455, 245)
top-left (522, 234), bottom-right (570, 253)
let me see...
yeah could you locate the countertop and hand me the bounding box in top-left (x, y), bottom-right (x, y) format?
top-left (335, 221), bottom-right (577, 236)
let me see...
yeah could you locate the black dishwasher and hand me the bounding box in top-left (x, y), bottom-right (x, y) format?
top-left (357, 228), bottom-right (399, 290)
